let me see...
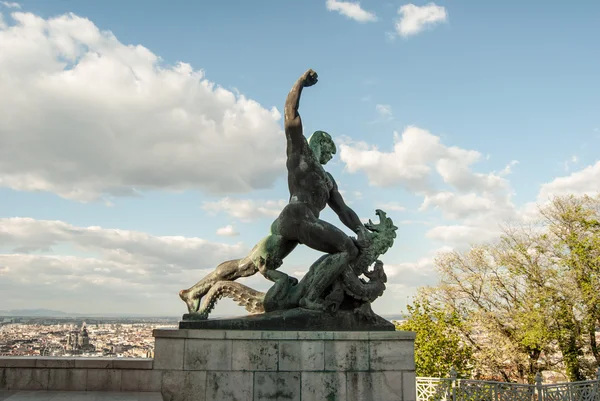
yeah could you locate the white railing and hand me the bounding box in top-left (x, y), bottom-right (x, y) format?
top-left (417, 368), bottom-right (600, 401)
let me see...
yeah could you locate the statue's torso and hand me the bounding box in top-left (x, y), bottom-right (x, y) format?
top-left (286, 151), bottom-right (333, 217)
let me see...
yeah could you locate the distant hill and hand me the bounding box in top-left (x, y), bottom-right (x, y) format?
top-left (0, 309), bottom-right (76, 317)
top-left (0, 309), bottom-right (174, 318)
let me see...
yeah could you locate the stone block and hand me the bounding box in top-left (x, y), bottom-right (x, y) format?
top-left (48, 368), bottom-right (87, 391)
top-left (184, 339), bottom-right (232, 371)
top-left (206, 372), bottom-right (253, 401)
top-left (369, 331), bottom-right (415, 341)
top-left (297, 331), bottom-right (334, 340)
top-left (279, 340), bottom-right (324, 371)
top-left (0, 358), bottom-right (36, 368)
top-left (261, 331), bottom-right (299, 340)
top-left (36, 358), bottom-right (75, 369)
top-left (162, 370), bottom-right (206, 401)
top-left (403, 370), bottom-right (417, 401)
top-left (254, 372), bottom-right (300, 401)
top-left (0, 368), bottom-right (5, 389)
top-left (346, 372), bottom-right (403, 401)
top-left (186, 330), bottom-right (227, 339)
top-left (332, 332), bottom-right (370, 341)
top-left (301, 372), bottom-right (347, 401)
top-left (121, 369), bottom-right (162, 392)
top-left (5, 368), bottom-right (49, 390)
top-left (74, 358), bottom-right (114, 369)
top-left (324, 341), bottom-right (369, 371)
top-left (113, 358), bottom-right (153, 370)
top-left (225, 330), bottom-right (263, 340)
top-left (154, 338), bottom-right (185, 370)
top-left (370, 340), bottom-right (415, 371)
top-left (86, 369), bottom-right (122, 391)
top-left (231, 340), bottom-right (278, 371)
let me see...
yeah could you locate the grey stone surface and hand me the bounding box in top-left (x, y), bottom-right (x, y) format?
top-left (73, 358), bottom-right (113, 369)
top-left (47, 369), bottom-right (87, 391)
top-left (403, 371), bottom-right (417, 401)
top-left (0, 358), bottom-right (156, 370)
top-left (184, 339), bottom-right (232, 371)
top-left (347, 372), bottom-right (404, 401)
top-left (254, 372), bottom-right (300, 401)
top-left (0, 369), bottom-right (5, 389)
top-left (5, 369), bottom-right (49, 391)
top-left (0, 359), bottom-right (36, 368)
top-left (324, 341), bottom-right (369, 371)
top-left (301, 372), bottom-right (347, 401)
top-left (86, 369), bottom-right (121, 392)
top-left (0, 390), bottom-right (15, 401)
top-left (121, 370), bottom-right (162, 392)
top-left (279, 341), bottom-right (324, 371)
top-left (231, 340), bottom-right (278, 371)
top-left (154, 328), bottom-right (414, 340)
top-left (206, 372), bottom-right (252, 401)
top-left (180, 308), bottom-right (395, 331)
top-left (153, 338), bottom-right (184, 370)
top-left (113, 358), bottom-right (153, 370)
top-left (161, 371), bottom-right (206, 401)
top-left (0, 391), bottom-right (162, 400)
top-left (35, 359), bottom-right (75, 369)
top-left (370, 340), bottom-right (415, 371)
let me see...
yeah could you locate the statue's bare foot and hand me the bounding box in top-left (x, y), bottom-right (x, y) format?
top-left (179, 289), bottom-right (200, 313)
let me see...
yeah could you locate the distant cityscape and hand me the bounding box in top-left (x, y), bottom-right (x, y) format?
top-left (0, 310), bottom-right (407, 358)
top-left (0, 313), bottom-right (179, 358)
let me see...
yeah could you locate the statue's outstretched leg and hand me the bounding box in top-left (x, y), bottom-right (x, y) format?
top-left (179, 257), bottom-right (257, 313)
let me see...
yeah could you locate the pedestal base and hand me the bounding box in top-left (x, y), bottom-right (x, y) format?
top-left (180, 308), bottom-right (395, 331)
top-left (153, 328), bottom-right (416, 401)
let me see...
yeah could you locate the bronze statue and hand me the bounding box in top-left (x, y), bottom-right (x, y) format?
top-left (179, 69), bottom-right (397, 326)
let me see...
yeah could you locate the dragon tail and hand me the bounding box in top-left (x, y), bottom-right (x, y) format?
top-left (198, 281), bottom-right (266, 317)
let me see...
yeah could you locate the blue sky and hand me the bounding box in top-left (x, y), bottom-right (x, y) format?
top-left (0, 0), bottom-right (599, 316)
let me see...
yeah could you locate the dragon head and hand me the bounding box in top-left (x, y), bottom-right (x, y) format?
top-left (364, 209), bottom-right (398, 254)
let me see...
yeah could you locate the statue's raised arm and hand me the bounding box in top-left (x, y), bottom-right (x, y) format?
top-left (284, 69), bottom-right (318, 151)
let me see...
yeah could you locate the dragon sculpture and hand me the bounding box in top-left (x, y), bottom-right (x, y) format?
top-left (193, 209), bottom-right (397, 320)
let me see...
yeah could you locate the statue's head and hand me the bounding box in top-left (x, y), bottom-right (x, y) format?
top-left (308, 130), bottom-right (336, 165)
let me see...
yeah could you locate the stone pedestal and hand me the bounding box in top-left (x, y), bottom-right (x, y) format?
top-left (153, 328), bottom-right (416, 401)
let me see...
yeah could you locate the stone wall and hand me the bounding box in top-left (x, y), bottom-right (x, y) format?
top-left (0, 357), bottom-right (160, 392)
top-left (0, 329), bottom-right (416, 400)
top-left (154, 329), bottom-right (416, 401)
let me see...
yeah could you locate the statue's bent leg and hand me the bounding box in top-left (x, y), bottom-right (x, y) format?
top-left (251, 234), bottom-right (298, 284)
top-left (179, 257), bottom-right (257, 313)
top-left (284, 218), bottom-right (359, 310)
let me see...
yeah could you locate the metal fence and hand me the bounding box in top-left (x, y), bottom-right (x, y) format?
top-left (417, 368), bottom-right (600, 401)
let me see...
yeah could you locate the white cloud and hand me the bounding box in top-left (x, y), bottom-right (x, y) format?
top-left (0, 217), bottom-right (244, 270)
top-left (0, 1), bottom-right (20, 9)
top-left (0, 11), bottom-right (285, 202)
top-left (340, 126), bottom-right (510, 196)
top-left (425, 224), bottom-right (503, 250)
top-left (563, 155), bottom-right (579, 172)
top-left (538, 160), bottom-right (600, 202)
top-left (395, 3), bottom-right (448, 37)
top-left (326, 0), bottom-right (377, 23)
top-left (202, 197), bottom-right (286, 222)
top-left (375, 104), bottom-right (393, 119)
top-left (216, 225), bottom-right (239, 237)
top-left (0, 217), bottom-right (248, 314)
top-left (377, 201), bottom-right (406, 212)
top-left (341, 126), bottom-right (521, 253)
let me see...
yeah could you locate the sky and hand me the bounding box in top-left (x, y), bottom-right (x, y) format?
top-left (0, 0), bottom-right (599, 317)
